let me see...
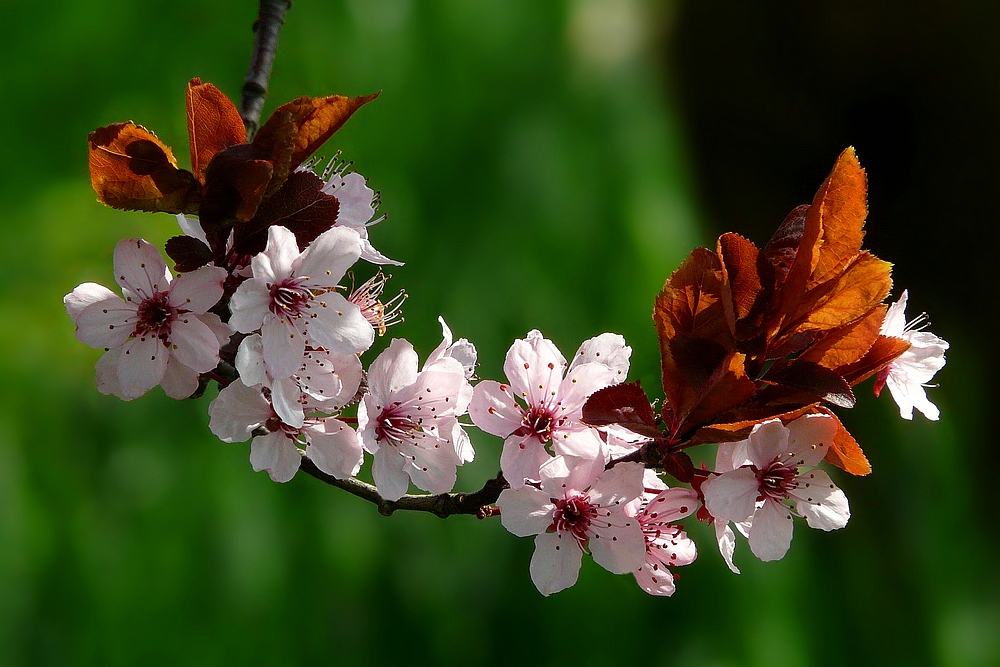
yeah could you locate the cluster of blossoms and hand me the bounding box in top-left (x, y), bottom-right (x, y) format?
top-left (68, 82), bottom-right (949, 598)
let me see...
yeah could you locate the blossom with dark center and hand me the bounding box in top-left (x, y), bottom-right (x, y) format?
top-left (347, 270), bottom-right (406, 336)
top-left (208, 379), bottom-right (363, 483)
top-left (357, 334), bottom-right (475, 501)
top-left (497, 457), bottom-right (646, 596)
top-left (319, 158), bottom-right (401, 266)
top-left (229, 225), bottom-right (375, 379)
top-left (624, 472), bottom-right (698, 596)
top-left (702, 415), bottom-right (850, 562)
top-left (876, 290), bottom-right (949, 420)
top-left (66, 238), bottom-right (227, 399)
top-left (469, 330), bottom-right (630, 489)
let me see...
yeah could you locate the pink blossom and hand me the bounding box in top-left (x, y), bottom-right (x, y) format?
top-left (66, 238), bottom-right (227, 400)
top-left (320, 161), bottom-right (401, 266)
top-left (208, 380), bottom-right (363, 482)
top-left (468, 330), bottom-right (625, 488)
top-left (876, 290), bottom-right (949, 420)
top-left (228, 225), bottom-right (375, 379)
top-left (346, 270), bottom-right (406, 336)
top-left (496, 457), bottom-right (646, 596)
top-left (625, 471), bottom-right (698, 596)
top-left (357, 334), bottom-right (474, 501)
top-left (235, 333), bottom-right (363, 429)
top-left (701, 415), bottom-right (850, 562)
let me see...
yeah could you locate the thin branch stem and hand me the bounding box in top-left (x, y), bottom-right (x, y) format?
top-left (240, 0), bottom-right (292, 139)
top-left (298, 454), bottom-right (508, 519)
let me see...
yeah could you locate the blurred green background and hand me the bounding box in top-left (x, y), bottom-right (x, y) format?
top-left (1, 1), bottom-right (995, 665)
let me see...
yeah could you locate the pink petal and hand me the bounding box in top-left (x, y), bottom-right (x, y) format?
top-left (170, 315), bottom-right (221, 373)
top-left (634, 560), bottom-right (677, 597)
top-left (403, 441), bottom-right (459, 495)
top-left (702, 468), bottom-right (759, 523)
top-left (366, 338), bottom-right (419, 404)
top-left (569, 332), bottom-right (631, 383)
top-left (747, 419), bottom-right (790, 467)
top-left (65, 282), bottom-right (117, 324)
top-left (113, 238), bottom-right (170, 298)
top-left (161, 356), bottom-right (200, 399)
top-left (500, 434), bottom-right (550, 490)
top-left (250, 431), bottom-right (301, 483)
top-left (551, 425), bottom-right (604, 460)
top-left (529, 531), bottom-right (582, 596)
top-left (785, 414), bottom-right (837, 467)
top-left (642, 487), bottom-right (699, 523)
top-left (271, 376), bottom-right (304, 428)
top-left (497, 486), bottom-right (553, 537)
top-left (228, 279), bottom-right (271, 333)
top-left (254, 226), bottom-right (300, 283)
top-left (304, 293), bottom-right (374, 355)
top-left (556, 362), bottom-right (616, 415)
top-left (880, 290), bottom-right (909, 337)
top-left (262, 316), bottom-right (306, 380)
top-left (716, 521), bottom-right (741, 574)
top-left (305, 419), bottom-right (363, 479)
top-left (468, 381), bottom-right (522, 438)
top-left (294, 226), bottom-right (362, 288)
top-left (503, 331), bottom-right (567, 403)
top-left (748, 498), bottom-right (794, 561)
top-left (235, 335), bottom-right (268, 387)
top-left (75, 297), bottom-right (134, 349)
top-left (208, 381), bottom-right (272, 442)
top-left (168, 266), bottom-right (226, 313)
top-left (95, 348), bottom-right (127, 400)
top-left (538, 455), bottom-right (602, 497)
top-left (588, 461), bottom-right (645, 507)
top-left (371, 444), bottom-right (409, 501)
top-left (117, 335), bottom-right (168, 398)
top-left (356, 396), bottom-right (379, 453)
top-left (792, 469), bottom-right (850, 531)
top-left (589, 519), bottom-right (645, 574)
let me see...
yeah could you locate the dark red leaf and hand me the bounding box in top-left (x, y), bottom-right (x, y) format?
top-left (763, 360), bottom-right (856, 408)
top-left (581, 382), bottom-right (660, 439)
top-left (233, 170), bottom-right (340, 256)
top-left (661, 451), bottom-right (695, 483)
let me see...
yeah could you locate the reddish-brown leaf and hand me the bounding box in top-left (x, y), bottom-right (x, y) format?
top-left (254, 92), bottom-right (380, 192)
top-left (165, 235), bottom-right (214, 273)
top-left (581, 382), bottom-right (661, 439)
top-left (186, 78), bottom-right (246, 183)
top-left (88, 123), bottom-right (200, 214)
top-left (763, 204), bottom-right (809, 287)
top-left (816, 407), bottom-right (871, 475)
top-left (837, 334), bottom-right (911, 387)
top-left (717, 232), bottom-right (761, 322)
top-left (763, 360), bottom-right (856, 408)
top-left (798, 305), bottom-right (885, 370)
top-left (199, 144), bottom-right (274, 228)
top-left (232, 170), bottom-right (340, 256)
top-left (806, 147), bottom-right (868, 288)
top-left (680, 351), bottom-right (757, 431)
top-left (661, 451), bottom-right (696, 484)
top-left (685, 404), bottom-right (818, 448)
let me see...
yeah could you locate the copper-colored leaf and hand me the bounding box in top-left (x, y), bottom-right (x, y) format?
top-left (838, 334), bottom-right (911, 387)
top-left (186, 78), bottom-right (246, 183)
top-left (254, 92), bottom-right (380, 191)
top-left (661, 451), bottom-right (695, 484)
top-left (816, 407), bottom-right (871, 475)
top-left (784, 251), bottom-right (892, 337)
top-left (717, 232), bottom-right (761, 322)
top-left (88, 122), bottom-right (200, 214)
top-left (680, 351), bottom-right (758, 430)
top-left (685, 404), bottom-right (818, 447)
top-left (581, 382), bottom-right (661, 439)
top-left (806, 147), bottom-right (868, 288)
top-left (798, 305), bottom-right (885, 370)
top-left (232, 170), bottom-right (340, 256)
top-left (763, 204), bottom-right (809, 287)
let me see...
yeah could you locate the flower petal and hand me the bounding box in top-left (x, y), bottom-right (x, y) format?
top-left (785, 413), bottom-right (837, 467)
top-left (529, 531), bottom-right (582, 596)
top-left (228, 279), bottom-right (271, 333)
top-left (569, 332), bottom-right (631, 384)
top-left (262, 316), bottom-right (306, 380)
top-left (589, 518), bottom-right (645, 575)
top-left (250, 431), bottom-right (301, 483)
top-left (236, 334), bottom-right (268, 387)
top-left (305, 293), bottom-right (374, 356)
top-left (161, 355), bottom-right (200, 399)
top-left (588, 461), bottom-right (644, 508)
top-left (747, 419), bottom-right (790, 467)
top-left (468, 381), bottom-right (522, 438)
top-left (305, 419), bottom-right (363, 479)
top-left (167, 265), bottom-right (226, 313)
top-left (170, 315), bottom-right (221, 373)
top-left (254, 225), bottom-right (300, 283)
top-left (371, 444), bottom-right (410, 502)
top-left (117, 335), bottom-right (168, 398)
top-left (366, 338), bottom-right (419, 403)
top-left (271, 376), bottom-right (304, 428)
top-left (497, 486), bottom-right (553, 537)
top-left (95, 348), bottom-right (127, 400)
top-left (793, 469), bottom-right (851, 531)
top-left (634, 560), bottom-right (677, 596)
top-left (702, 467), bottom-right (759, 523)
top-left (748, 498), bottom-right (794, 561)
top-left (500, 434), bottom-right (550, 490)
top-left (716, 521), bottom-right (741, 574)
top-left (503, 330), bottom-right (567, 404)
top-left (113, 238), bottom-right (170, 299)
top-left (208, 381), bottom-right (271, 442)
top-left (75, 297), bottom-right (134, 349)
top-left (294, 226), bottom-right (362, 288)
top-left (65, 282), bottom-right (118, 324)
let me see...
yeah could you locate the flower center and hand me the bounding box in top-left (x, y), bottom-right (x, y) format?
top-left (551, 495), bottom-right (596, 543)
top-left (375, 404), bottom-right (420, 444)
top-left (269, 278), bottom-right (312, 318)
top-left (134, 292), bottom-right (175, 338)
top-left (757, 460), bottom-right (797, 501)
top-left (519, 405), bottom-right (555, 443)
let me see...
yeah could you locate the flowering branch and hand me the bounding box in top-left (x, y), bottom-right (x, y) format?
top-left (240, 0), bottom-right (292, 139)
top-left (297, 455), bottom-right (508, 518)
